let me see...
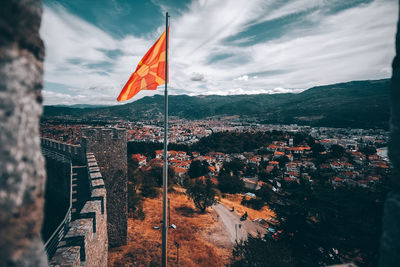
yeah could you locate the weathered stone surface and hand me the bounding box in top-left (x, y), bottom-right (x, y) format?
top-left (0, 0), bottom-right (47, 266)
top-left (89, 171), bottom-right (102, 179)
top-left (41, 152), bottom-right (71, 244)
top-left (41, 138), bottom-right (84, 164)
top-left (81, 127), bottom-right (127, 248)
top-left (49, 246), bottom-right (81, 267)
top-left (380, 3), bottom-right (400, 266)
top-left (91, 179), bottom-right (104, 188)
top-left (42, 133), bottom-right (123, 263)
top-left (46, 154), bottom-right (108, 267)
top-left (87, 162), bottom-right (97, 167)
top-left (81, 201), bottom-right (108, 267)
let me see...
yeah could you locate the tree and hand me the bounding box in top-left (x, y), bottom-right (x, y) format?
top-left (127, 184), bottom-right (145, 220)
top-left (146, 165), bottom-right (176, 187)
top-left (191, 131), bottom-right (274, 154)
top-left (311, 144), bottom-right (327, 165)
top-left (278, 155), bottom-right (289, 169)
top-left (127, 159), bottom-right (145, 218)
top-left (222, 158), bottom-right (245, 175)
top-left (358, 145), bottom-right (377, 157)
top-left (141, 172), bottom-right (159, 198)
top-left (188, 160), bottom-right (209, 178)
top-left (244, 163), bottom-right (258, 176)
top-left (241, 197), bottom-right (264, 210)
top-left (258, 184), bottom-right (273, 203)
top-left (293, 132), bottom-right (315, 146)
top-left (311, 143), bottom-right (325, 154)
top-left (330, 144), bottom-right (345, 158)
top-left (186, 178), bottom-right (217, 213)
top-left (217, 174), bottom-right (244, 194)
top-left (140, 166), bottom-right (176, 198)
top-left (258, 171), bottom-right (270, 182)
top-left (231, 235), bottom-right (294, 267)
top-left (128, 159), bottom-right (142, 191)
top-left (268, 180), bottom-right (324, 266)
top-left (266, 176), bottom-right (389, 266)
top-left (128, 157), bottom-right (139, 173)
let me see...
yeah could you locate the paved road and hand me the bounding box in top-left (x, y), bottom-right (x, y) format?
top-left (213, 203), bottom-right (267, 244)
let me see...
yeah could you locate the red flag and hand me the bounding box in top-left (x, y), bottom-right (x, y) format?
top-left (117, 29), bottom-right (168, 101)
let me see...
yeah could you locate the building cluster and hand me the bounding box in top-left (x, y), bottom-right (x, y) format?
top-left (41, 119), bottom-right (390, 192)
top-left (130, 132), bottom-right (390, 192)
top-left (41, 118), bottom-right (388, 146)
top-left (126, 119), bottom-right (235, 144)
top-left (265, 140), bottom-right (389, 190)
top-left (131, 150), bottom-right (228, 178)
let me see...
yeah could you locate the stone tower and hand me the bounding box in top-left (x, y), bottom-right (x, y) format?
top-left (81, 127), bottom-right (127, 247)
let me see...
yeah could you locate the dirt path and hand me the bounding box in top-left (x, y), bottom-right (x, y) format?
top-left (213, 203), bottom-right (267, 243)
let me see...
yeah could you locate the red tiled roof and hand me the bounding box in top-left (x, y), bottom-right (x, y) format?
top-left (333, 177), bottom-right (343, 182)
top-left (131, 154), bottom-right (146, 161)
top-left (173, 167), bottom-right (187, 173)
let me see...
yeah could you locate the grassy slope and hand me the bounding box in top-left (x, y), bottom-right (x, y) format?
top-left (108, 189), bottom-right (231, 267)
top-left (108, 188), bottom-right (278, 266)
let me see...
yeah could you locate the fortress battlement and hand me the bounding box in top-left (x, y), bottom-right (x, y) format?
top-left (81, 127), bottom-right (126, 142)
top-left (40, 126), bottom-right (127, 266)
top-left (41, 138), bottom-right (84, 164)
top-left (49, 153), bottom-right (108, 267)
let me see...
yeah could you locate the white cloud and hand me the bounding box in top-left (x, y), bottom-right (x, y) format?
top-left (42, 90), bottom-right (84, 105)
top-left (168, 0), bottom-right (397, 96)
top-left (40, 0), bottom-right (398, 105)
top-left (235, 75), bottom-right (249, 81)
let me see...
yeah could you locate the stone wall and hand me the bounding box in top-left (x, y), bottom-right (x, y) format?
top-left (380, 2), bottom-right (400, 266)
top-left (41, 149), bottom-right (71, 243)
top-left (81, 127), bottom-right (128, 247)
top-left (41, 126), bottom-right (128, 249)
top-left (0, 0), bottom-right (48, 265)
top-left (49, 153), bottom-right (108, 267)
top-left (41, 138), bottom-right (85, 164)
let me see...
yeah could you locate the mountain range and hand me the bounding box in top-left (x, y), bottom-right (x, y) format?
top-left (43, 79), bottom-right (391, 129)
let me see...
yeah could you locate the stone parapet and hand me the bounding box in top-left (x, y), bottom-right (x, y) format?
top-left (41, 138), bottom-right (85, 164)
top-left (50, 153), bottom-right (108, 267)
top-left (49, 246), bottom-right (81, 267)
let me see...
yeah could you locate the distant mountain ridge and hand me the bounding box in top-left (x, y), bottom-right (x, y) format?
top-left (43, 79), bottom-right (391, 129)
top-left (54, 104), bottom-right (110, 109)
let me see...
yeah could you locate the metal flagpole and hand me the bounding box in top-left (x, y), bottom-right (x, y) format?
top-left (162, 11), bottom-right (169, 267)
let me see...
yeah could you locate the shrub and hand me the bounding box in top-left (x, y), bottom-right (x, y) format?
top-left (241, 197), bottom-right (264, 210)
top-left (128, 185), bottom-right (145, 220)
top-left (218, 174), bottom-right (244, 194)
top-left (186, 178), bottom-right (217, 213)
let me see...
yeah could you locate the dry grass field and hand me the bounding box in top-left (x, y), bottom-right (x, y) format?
top-left (108, 187), bottom-right (232, 266)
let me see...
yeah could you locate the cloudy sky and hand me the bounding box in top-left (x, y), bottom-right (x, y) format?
top-left (41, 0), bottom-right (398, 105)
